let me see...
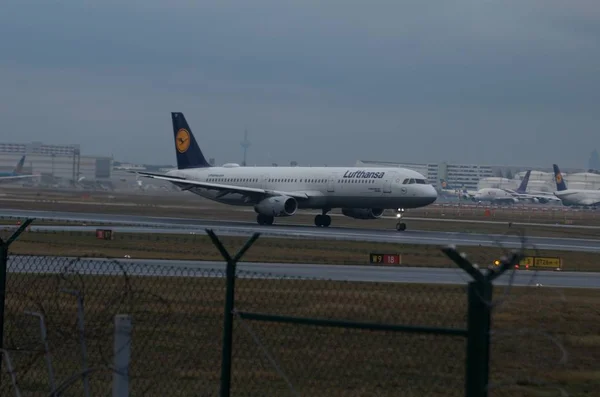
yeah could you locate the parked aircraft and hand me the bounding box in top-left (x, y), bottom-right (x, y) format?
top-left (0, 155), bottom-right (36, 182)
top-left (552, 164), bottom-right (600, 207)
top-left (506, 170), bottom-right (561, 204)
top-left (134, 112), bottom-right (438, 231)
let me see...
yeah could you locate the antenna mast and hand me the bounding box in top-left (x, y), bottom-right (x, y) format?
top-left (240, 128), bottom-right (251, 166)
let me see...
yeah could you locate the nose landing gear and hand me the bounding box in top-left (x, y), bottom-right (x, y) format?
top-left (395, 208), bottom-right (406, 231)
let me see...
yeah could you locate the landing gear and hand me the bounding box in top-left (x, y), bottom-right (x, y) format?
top-left (395, 208), bottom-right (406, 231)
top-left (315, 209), bottom-right (332, 227)
top-left (256, 214), bottom-right (274, 225)
top-left (314, 214), bottom-right (331, 227)
top-left (396, 222), bottom-right (407, 231)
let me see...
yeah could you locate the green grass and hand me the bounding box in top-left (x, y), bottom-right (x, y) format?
top-left (4, 230), bottom-right (600, 272)
top-left (2, 265), bottom-right (598, 397)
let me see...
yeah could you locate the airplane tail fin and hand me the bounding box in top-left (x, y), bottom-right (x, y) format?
top-left (552, 164), bottom-right (568, 191)
top-left (13, 155), bottom-right (25, 174)
top-left (516, 170), bottom-right (531, 193)
top-left (171, 112), bottom-right (211, 170)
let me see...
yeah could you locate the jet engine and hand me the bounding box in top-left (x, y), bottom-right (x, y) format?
top-left (254, 196), bottom-right (298, 217)
top-left (341, 208), bottom-right (385, 219)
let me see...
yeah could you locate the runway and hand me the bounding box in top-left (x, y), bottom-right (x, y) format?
top-left (2, 209), bottom-right (600, 253)
top-left (7, 256), bottom-right (599, 289)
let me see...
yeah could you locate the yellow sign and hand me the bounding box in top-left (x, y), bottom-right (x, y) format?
top-left (495, 256), bottom-right (562, 270)
top-left (520, 257), bottom-right (534, 267)
top-left (175, 128), bottom-right (191, 153)
top-left (533, 257), bottom-right (562, 269)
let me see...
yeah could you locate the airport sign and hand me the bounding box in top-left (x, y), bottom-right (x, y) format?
top-left (370, 253), bottom-right (401, 265)
top-left (493, 256), bottom-right (562, 270)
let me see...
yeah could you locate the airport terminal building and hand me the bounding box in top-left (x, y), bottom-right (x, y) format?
top-left (356, 159), bottom-right (595, 192)
top-left (0, 141), bottom-right (113, 184)
top-left (356, 160), bottom-right (497, 191)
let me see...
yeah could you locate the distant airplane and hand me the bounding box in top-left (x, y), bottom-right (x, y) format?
top-left (134, 112), bottom-right (438, 231)
top-left (552, 163), bottom-right (600, 207)
top-left (505, 170), bottom-right (561, 204)
top-left (0, 155), bottom-right (36, 182)
top-left (438, 179), bottom-right (476, 200)
top-left (466, 170), bottom-right (560, 205)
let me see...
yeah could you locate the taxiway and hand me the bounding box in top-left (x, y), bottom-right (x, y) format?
top-left (1, 209), bottom-right (600, 252)
top-left (8, 256), bottom-right (599, 289)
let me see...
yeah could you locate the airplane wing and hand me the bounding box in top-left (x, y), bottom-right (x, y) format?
top-left (0, 175), bottom-right (35, 180)
top-left (134, 171), bottom-right (311, 200)
top-left (504, 189), bottom-right (560, 202)
top-left (517, 193), bottom-right (560, 202)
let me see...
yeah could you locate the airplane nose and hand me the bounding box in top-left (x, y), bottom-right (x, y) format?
top-left (425, 185), bottom-right (438, 204)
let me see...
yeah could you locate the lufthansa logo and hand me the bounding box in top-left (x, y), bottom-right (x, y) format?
top-left (401, 187), bottom-right (407, 194)
top-left (176, 129), bottom-right (191, 153)
top-left (556, 174), bottom-right (562, 183)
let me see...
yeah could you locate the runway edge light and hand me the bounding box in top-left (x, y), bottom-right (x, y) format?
top-left (492, 256), bottom-right (562, 271)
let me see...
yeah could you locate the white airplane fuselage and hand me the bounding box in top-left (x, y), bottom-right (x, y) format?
top-left (167, 166), bottom-right (438, 210)
top-left (472, 188), bottom-right (518, 204)
top-left (553, 189), bottom-right (600, 207)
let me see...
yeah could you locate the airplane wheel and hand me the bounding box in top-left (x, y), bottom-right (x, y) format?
top-left (314, 215), bottom-right (323, 227)
top-left (315, 214), bottom-right (331, 227)
top-left (257, 214), bottom-right (275, 225)
top-left (396, 222), bottom-right (406, 231)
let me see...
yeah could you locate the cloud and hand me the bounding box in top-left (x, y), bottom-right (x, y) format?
top-left (0, 0), bottom-right (598, 167)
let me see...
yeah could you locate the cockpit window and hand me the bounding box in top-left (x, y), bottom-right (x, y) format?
top-left (403, 178), bottom-right (427, 184)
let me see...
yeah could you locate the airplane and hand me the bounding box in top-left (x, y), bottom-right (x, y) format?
top-left (438, 179), bottom-right (475, 200)
top-left (470, 170), bottom-right (561, 205)
top-left (505, 170), bottom-right (561, 204)
top-left (0, 155), bottom-right (36, 182)
top-left (133, 112), bottom-right (438, 231)
top-left (552, 163), bottom-right (600, 208)
top-left (472, 187), bottom-right (519, 204)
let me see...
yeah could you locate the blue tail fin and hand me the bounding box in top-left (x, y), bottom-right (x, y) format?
top-left (516, 170), bottom-right (531, 193)
top-left (13, 155), bottom-right (25, 174)
top-left (552, 164), bottom-right (568, 191)
top-left (171, 112), bottom-right (210, 169)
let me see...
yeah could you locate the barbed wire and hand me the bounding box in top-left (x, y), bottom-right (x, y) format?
top-left (0, 227), bottom-right (593, 396)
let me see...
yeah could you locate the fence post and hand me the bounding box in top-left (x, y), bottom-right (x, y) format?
top-left (113, 314), bottom-right (132, 397)
top-left (205, 229), bottom-right (260, 397)
top-left (0, 218), bottom-right (34, 380)
top-left (465, 280), bottom-right (492, 397)
top-left (441, 246), bottom-right (521, 397)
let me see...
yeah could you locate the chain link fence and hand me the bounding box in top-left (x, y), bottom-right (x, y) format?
top-left (0, 222), bottom-right (595, 396)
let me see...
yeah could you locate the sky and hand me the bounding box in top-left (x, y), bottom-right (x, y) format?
top-left (0, 0), bottom-right (598, 169)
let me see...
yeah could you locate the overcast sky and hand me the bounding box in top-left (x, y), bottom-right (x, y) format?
top-left (0, 0), bottom-right (598, 168)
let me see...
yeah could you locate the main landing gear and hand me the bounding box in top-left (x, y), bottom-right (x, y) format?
top-left (256, 214), bottom-right (274, 225)
top-left (314, 209), bottom-right (331, 227)
top-left (395, 208), bottom-right (407, 231)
